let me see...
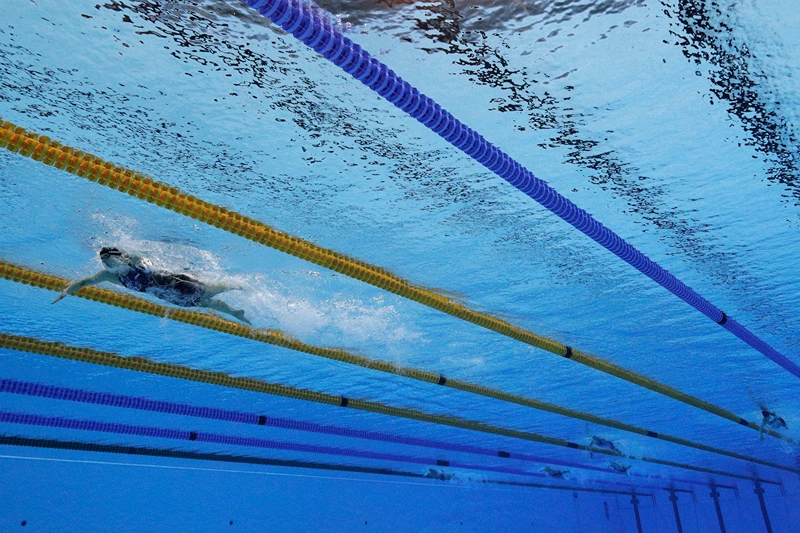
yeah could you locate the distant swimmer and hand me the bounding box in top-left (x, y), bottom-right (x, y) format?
top-left (543, 467), bottom-right (569, 479)
top-left (609, 462), bottom-right (631, 474)
top-left (759, 407), bottom-right (787, 441)
top-left (589, 436), bottom-right (622, 458)
top-left (53, 247), bottom-right (251, 325)
top-left (423, 468), bottom-right (455, 481)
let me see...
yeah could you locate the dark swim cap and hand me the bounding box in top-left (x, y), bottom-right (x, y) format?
top-left (99, 247), bottom-right (122, 258)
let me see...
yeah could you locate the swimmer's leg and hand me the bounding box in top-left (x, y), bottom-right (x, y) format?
top-left (203, 283), bottom-right (244, 299)
top-left (203, 298), bottom-right (251, 325)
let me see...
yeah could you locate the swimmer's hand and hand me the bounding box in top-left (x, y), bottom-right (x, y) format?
top-left (51, 272), bottom-right (115, 304)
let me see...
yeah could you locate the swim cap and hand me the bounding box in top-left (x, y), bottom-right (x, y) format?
top-left (99, 247), bottom-right (122, 258)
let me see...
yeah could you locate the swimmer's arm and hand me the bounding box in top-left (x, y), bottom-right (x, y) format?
top-left (52, 271), bottom-right (121, 303)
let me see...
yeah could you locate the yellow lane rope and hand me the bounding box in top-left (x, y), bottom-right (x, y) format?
top-left (0, 332), bottom-right (785, 481)
top-left (1, 259), bottom-right (796, 473)
top-left (0, 332), bottom-right (605, 454)
top-left (0, 119), bottom-right (787, 445)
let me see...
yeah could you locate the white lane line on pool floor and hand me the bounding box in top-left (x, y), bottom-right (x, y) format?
top-left (0, 454), bottom-right (513, 490)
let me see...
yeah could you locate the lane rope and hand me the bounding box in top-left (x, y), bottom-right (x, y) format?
top-left (0, 332), bottom-right (612, 456)
top-left (0, 436), bottom-right (655, 496)
top-left (0, 123), bottom-right (791, 445)
top-left (0, 376), bottom-right (761, 490)
top-left (0, 434), bottom-right (420, 479)
top-left (0, 410), bottom-right (560, 481)
top-left (0, 259), bottom-right (794, 453)
top-left (0, 377), bottom-right (613, 475)
top-left (240, 0), bottom-right (799, 379)
top-left (0, 332), bottom-right (787, 482)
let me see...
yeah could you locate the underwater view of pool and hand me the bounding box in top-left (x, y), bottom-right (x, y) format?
top-left (1, 0), bottom-right (799, 531)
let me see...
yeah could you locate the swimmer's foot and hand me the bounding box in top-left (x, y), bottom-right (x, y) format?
top-left (203, 298), bottom-right (251, 325)
top-left (233, 309), bottom-right (252, 326)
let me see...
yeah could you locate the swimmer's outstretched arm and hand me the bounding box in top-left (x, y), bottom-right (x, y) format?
top-left (52, 271), bottom-right (121, 304)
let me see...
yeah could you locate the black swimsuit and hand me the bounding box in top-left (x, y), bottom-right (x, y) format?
top-left (118, 267), bottom-right (205, 307)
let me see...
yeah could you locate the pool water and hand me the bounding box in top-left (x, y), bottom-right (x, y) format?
top-left (1, 0), bottom-right (799, 531)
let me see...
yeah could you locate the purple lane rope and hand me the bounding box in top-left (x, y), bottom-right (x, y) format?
top-left (0, 409), bottom-right (556, 480)
top-left (1, 378), bottom-right (783, 483)
top-left (243, 0), bottom-right (799, 378)
top-left (0, 378), bottom-right (611, 475)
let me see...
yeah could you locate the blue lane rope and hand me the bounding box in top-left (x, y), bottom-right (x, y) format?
top-left (0, 410), bottom-right (569, 480)
top-left (0, 378), bottom-right (614, 475)
top-left (243, 0), bottom-right (799, 378)
top-left (0, 409), bottom-right (778, 483)
top-left (0, 435), bottom-right (659, 496)
top-left (0, 434), bottom-right (426, 479)
top-left (2, 378), bottom-right (783, 485)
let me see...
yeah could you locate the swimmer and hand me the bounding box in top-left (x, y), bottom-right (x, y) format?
top-left (589, 436), bottom-right (622, 458)
top-left (543, 467), bottom-right (569, 479)
top-left (609, 462), bottom-right (631, 474)
top-left (53, 247), bottom-right (251, 325)
top-left (759, 407), bottom-right (787, 441)
top-left (423, 468), bottom-right (455, 481)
